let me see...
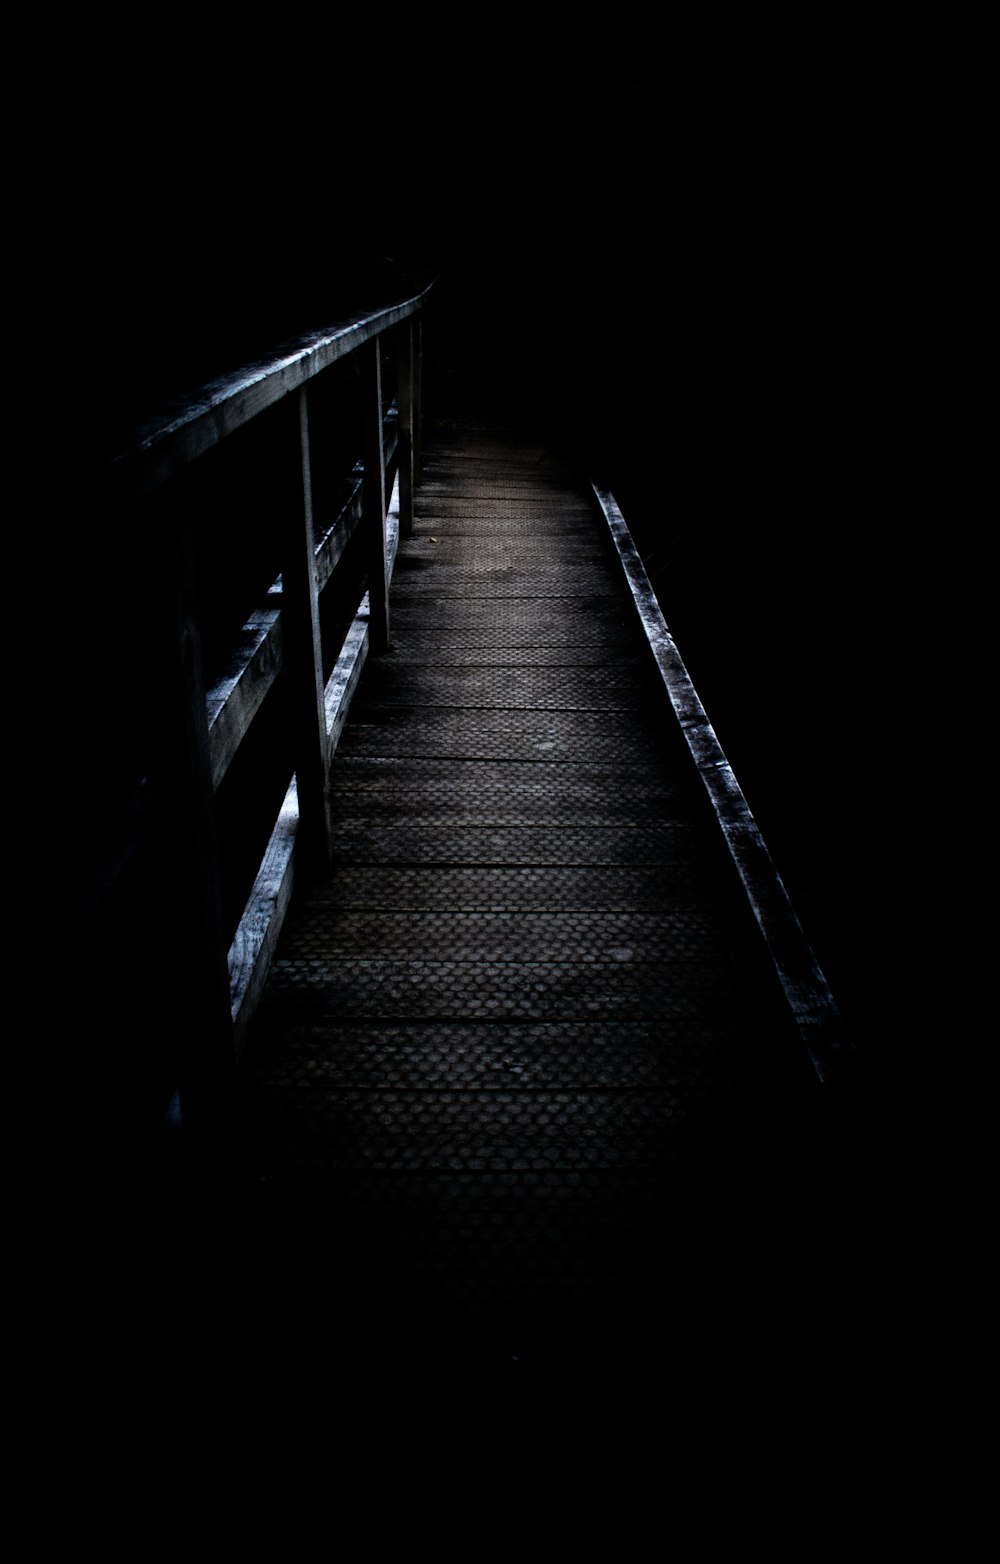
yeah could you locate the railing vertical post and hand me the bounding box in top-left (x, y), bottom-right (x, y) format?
top-left (167, 511), bottom-right (237, 1143)
top-left (284, 387), bottom-right (333, 871)
top-left (363, 335), bottom-right (390, 651)
top-left (396, 321), bottom-right (415, 538)
top-left (413, 313), bottom-right (424, 484)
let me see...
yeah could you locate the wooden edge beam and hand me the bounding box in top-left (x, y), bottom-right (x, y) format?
top-left (229, 777), bottom-right (298, 1056)
top-left (591, 481), bottom-right (871, 1126)
top-left (324, 617), bottom-right (369, 759)
top-left (207, 608), bottom-right (283, 790)
top-left (315, 481), bottom-right (364, 594)
top-left (324, 468), bottom-right (401, 756)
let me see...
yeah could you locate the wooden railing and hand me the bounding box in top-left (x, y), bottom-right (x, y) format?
top-left (89, 279), bottom-right (435, 1143)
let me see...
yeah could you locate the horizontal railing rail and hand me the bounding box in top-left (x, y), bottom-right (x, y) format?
top-left (86, 279), bottom-right (434, 1143)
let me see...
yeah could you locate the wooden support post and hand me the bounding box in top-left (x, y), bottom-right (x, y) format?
top-left (283, 388), bottom-right (333, 872)
top-left (362, 335), bottom-right (390, 651)
top-left (396, 321), bottom-right (415, 538)
top-left (167, 512), bottom-right (238, 1147)
top-left (413, 313), bottom-right (424, 484)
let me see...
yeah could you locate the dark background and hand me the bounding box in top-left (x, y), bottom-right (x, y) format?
top-left (72, 17), bottom-right (932, 1099)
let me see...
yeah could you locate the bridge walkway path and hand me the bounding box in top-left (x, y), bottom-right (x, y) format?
top-left (225, 423), bottom-right (841, 1372)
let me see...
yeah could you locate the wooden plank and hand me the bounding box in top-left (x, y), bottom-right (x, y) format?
top-left (206, 607), bottom-right (283, 790)
top-left (362, 337), bottom-right (390, 652)
top-left (229, 778), bottom-right (298, 1057)
top-left (228, 470), bottom-right (407, 1054)
top-left (314, 479), bottom-right (364, 595)
top-left (386, 471), bottom-right (401, 577)
top-left (325, 617), bottom-right (370, 759)
top-left (282, 389), bottom-right (333, 871)
top-left (324, 468), bottom-right (403, 754)
top-left (230, 464), bottom-right (406, 1051)
top-left (413, 314), bottom-right (423, 483)
top-left (591, 481), bottom-right (868, 1118)
top-left (396, 321), bottom-right (415, 538)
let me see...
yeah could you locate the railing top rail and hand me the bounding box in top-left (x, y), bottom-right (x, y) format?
top-left (108, 276), bottom-right (435, 503)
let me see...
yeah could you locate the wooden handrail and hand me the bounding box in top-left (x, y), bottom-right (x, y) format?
top-left (92, 279), bottom-right (435, 1139)
top-left (108, 279), bottom-right (435, 502)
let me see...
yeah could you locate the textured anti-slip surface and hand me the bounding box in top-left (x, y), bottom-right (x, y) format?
top-left (228, 427), bottom-right (838, 1370)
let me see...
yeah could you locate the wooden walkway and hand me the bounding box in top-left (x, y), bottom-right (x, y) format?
top-left (218, 424), bottom-right (849, 1368)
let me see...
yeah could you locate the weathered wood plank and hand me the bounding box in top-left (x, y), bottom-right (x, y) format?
top-left (362, 338), bottom-right (390, 652)
top-left (300, 862), bottom-right (725, 912)
top-left (263, 958), bottom-right (745, 1024)
top-left (269, 909), bottom-right (733, 964)
top-left (244, 1019), bottom-right (746, 1092)
top-left (591, 481), bottom-right (867, 1111)
top-left (282, 390), bottom-right (333, 871)
top-left (325, 822), bottom-right (701, 867)
top-left (207, 608), bottom-right (283, 790)
top-left (333, 707), bottom-right (676, 764)
top-left (229, 778), bottom-right (298, 1057)
top-left (324, 618), bottom-right (369, 760)
top-left (396, 321), bottom-right (415, 537)
top-left (228, 468), bottom-right (404, 1051)
top-left (412, 314), bottom-right (423, 484)
top-left (352, 663), bottom-right (650, 710)
top-left (327, 756), bottom-right (694, 821)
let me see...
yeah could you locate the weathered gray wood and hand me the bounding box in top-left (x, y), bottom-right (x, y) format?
top-left (109, 280), bottom-right (435, 503)
top-left (93, 278), bottom-right (435, 1156)
top-left (324, 617), bottom-right (370, 759)
top-left (282, 389), bottom-right (333, 871)
top-left (591, 481), bottom-right (867, 1115)
top-left (323, 470), bottom-right (403, 757)
top-left (362, 338), bottom-right (390, 652)
top-left (207, 608), bottom-right (283, 790)
top-left (413, 314), bottom-right (423, 483)
top-left (396, 322), bottom-right (415, 538)
top-left (229, 778), bottom-right (298, 1056)
top-left (314, 480), bottom-right (364, 595)
top-left (385, 471), bottom-right (401, 578)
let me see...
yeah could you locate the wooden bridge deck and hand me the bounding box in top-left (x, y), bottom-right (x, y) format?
top-left (215, 424), bottom-right (847, 1370)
